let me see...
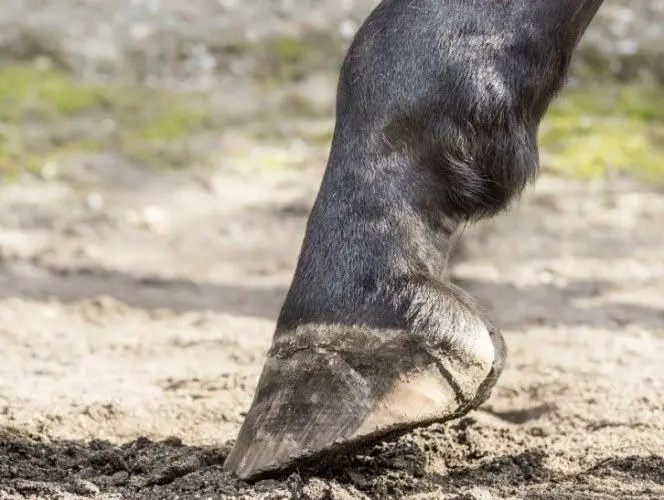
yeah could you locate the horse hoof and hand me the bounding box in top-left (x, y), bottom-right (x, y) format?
top-left (222, 324), bottom-right (506, 480)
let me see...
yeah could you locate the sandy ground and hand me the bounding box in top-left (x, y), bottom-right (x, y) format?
top-left (0, 140), bottom-right (663, 499)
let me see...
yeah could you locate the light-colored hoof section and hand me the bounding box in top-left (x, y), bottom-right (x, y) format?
top-left (223, 324), bottom-right (506, 480)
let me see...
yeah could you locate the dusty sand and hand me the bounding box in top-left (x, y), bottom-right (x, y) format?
top-left (0, 144), bottom-right (663, 499)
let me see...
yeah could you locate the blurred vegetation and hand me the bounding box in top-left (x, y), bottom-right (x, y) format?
top-left (541, 84), bottom-right (664, 182)
top-left (0, 54), bottom-right (662, 184)
top-left (0, 65), bottom-right (217, 178)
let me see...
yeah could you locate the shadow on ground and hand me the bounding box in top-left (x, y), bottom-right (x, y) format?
top-left (456, 276), bottom-right (664, 334)
top-left (0, 262), bottom-right (286, 320)
top-left (0, 261), bottom-right (661, 332)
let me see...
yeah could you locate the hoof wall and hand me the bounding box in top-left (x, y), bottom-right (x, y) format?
top-left (223, 324), bottom-right (505, 480)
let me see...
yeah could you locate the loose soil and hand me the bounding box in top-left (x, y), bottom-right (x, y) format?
top-left (0, 145), bottom-right (663, 499)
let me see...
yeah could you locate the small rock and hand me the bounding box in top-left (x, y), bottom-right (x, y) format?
top-left (453, 487), bottom-right (496, 500)
top-left (339, 19), bottom-right (358, 39)
top-left (68, 478), bottom-right (100, 496)
top-left (125, 206), bottom-right (171, 234)
top-left (299, 477), bottom-right (330, 499)
top-left (163, 436), bottom-right (184, 447)
top-left (330, 481), bottom-right (364, 500)
top-left (253, 479), bottom-right (282, 492)
top-left (147, 455), bottom-right (204, 486)
top-left (86, 192), bottom-right (105, 211)
top-left (109, 470), bottom-right (130, 487)
top-left (41, 161), bottom-right (59, 180)
top-left (142, 206), bottom-right (171, 235)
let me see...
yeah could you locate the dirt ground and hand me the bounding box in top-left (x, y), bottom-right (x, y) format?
top-left (0, 138), bottom-right (663, 499)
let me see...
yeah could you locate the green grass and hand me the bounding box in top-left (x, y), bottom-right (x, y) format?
top-left (1, 63), bottom-right (662, 185)
top-left (540, 84), bottom-right (664, 182)
top-left (0, 66), bottom-right (112, 121)
top-left (0, 65), bottom-right (217, 178)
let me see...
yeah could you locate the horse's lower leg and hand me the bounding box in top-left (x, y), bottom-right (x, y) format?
top-left (224, 0), bottom-right (605, 480)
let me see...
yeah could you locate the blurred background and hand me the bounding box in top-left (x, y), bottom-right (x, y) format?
top-left (0, 0), bottom-right (662, 180)
top-left (1, 2), bottom-right (663, 499)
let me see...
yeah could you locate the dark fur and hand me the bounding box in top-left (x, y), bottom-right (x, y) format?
top-left (275, 0), bottom-right (604, 342)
